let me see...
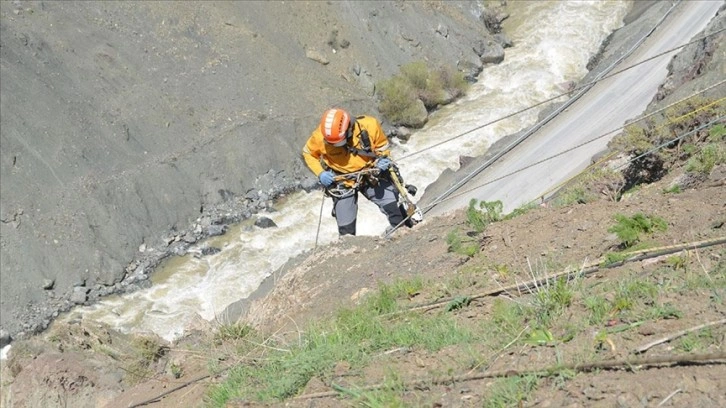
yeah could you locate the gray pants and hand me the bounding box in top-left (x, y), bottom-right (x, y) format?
top-left (333, 178), bottom-right (405, 235)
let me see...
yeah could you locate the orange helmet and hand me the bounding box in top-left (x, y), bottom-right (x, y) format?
top-left (319, 108), bottom-right (351, 146)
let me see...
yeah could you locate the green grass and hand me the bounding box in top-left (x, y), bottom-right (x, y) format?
top-left (530, 277), bottom-right (575, 327)
top-left (446, 229), bottom-right (479, 257)
top-left (584, 295), bottom-right (611, 325)
top-left (205, 280), bottom-right (482, 405)
top-left (686, 142), bottom-right (726, 174)
top-left (608, 212), bottom-right (668, 248)
top-left (204, 247), bottom-right (724, 407)
top-left (484, 375), bottom-right (539, 408)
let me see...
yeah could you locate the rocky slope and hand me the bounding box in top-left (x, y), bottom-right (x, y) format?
top-left (1, 2), bottom-right (724, 407)
top-left (0, 0), bottom-right (502, 342)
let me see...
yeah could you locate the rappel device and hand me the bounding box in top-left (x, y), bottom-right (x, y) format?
top-left (388, 163), bottom-right (424, 227)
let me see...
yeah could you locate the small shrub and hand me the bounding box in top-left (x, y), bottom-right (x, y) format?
top-left (215, 323), bottom-right (253, 341)
top-left (505, 202), bottom-right (539, 219)
top-left (708, 123), bottom-right (725, 142)
top-left (377, 61), bottom-right (468, 125)
top-left (446, 230), bottom-right (478, 257)
top-left (466, 199), bottom-right (503, 232)
top-left (584, 295), bottom-right (611, 325)
top-left (685, 143), bottom-right (726, 174)
top-left (377, 76), bottom-right (421, 125)
top-left (608, 213), bottom-right (668, 248)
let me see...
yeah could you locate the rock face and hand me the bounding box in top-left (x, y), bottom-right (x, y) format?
top-left (0, 2), bottom-right (495, 339)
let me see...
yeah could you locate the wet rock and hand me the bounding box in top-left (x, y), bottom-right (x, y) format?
top-left (255, 217), bottom-right (277, 229)
top-left (480, 41), bottom-right (505, 64)
top-left (206, 224), bottom-right (227, 236)
top-left (182, 232), bottom-right (197, 244)
top-left (0, 329), bottom-right (11, 347)
top-left (200, 246), bottom-right (222, 256)
top-left (493, 33), bottom-right (513, 48)
top-left (70, 286), bottom-right (89, 304)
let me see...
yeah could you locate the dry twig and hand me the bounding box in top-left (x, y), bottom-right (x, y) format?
top-left (634, 318), bottom-right (726, 354)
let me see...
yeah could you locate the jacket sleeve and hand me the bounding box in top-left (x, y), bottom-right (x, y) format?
top-left (366, 117), bottom-right (391, 157)
top-left (302, 133), bottom-right (325, 176)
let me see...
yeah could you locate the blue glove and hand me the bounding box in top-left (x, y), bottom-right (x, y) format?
top-left (319, 170), bottom-right (335, 187)
top-left (376, 157), bottom-right (392, 171)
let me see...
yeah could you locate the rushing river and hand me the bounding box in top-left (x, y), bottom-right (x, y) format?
top-left (68, 1), bottom-right (630, 342)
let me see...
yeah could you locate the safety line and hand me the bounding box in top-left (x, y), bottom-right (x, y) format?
top-left (382, 4), bottom-right (726, 236)
top-left (421, 113), bottom-right (724, 213)
top-left (527, 93), bottom-right (726, 206)
top-left (383, 83), bottom-right (723, 238)
top-left (421, 85), bottom-right (725, 213)
top-left (412, 13), bottom-right (724, 213)
top-left (396, 23), bottom-right (724, 163)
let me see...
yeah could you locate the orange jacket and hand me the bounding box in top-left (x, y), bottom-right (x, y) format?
top-left (302, 115), bottom-right (391, 177)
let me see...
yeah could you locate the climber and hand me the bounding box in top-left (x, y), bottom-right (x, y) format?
top-left (302, 108), bottom-right (420, 235)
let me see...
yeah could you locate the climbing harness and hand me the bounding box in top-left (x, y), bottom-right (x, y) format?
top-left (324, 167), bottom-right (381, 199)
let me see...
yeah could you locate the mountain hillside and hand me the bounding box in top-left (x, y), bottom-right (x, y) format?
top-left (1, 2), bottom-right (724, 407)
top-left (0, 0), bottom-right (496, 342)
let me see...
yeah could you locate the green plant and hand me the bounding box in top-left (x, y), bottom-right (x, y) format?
top-left (685, 143), bottom-right (726, 174)
top-left (206, 281), bottom-right (482, 405)
top-left (646, 302), bottom-right (683, 320)
top-left (484, 375), bottom-right (539, 408)
top-left (377, 61), bottom-right (468, 125)
top-left (446, 229), bottom-right (478, 257)
top-left (489, 298), bottom-right (528, 341)
top-left (666, 255), bottom-right (687, 270)
top-left (446, 296), bottom-right (472, 312)
top-left (466, 198), bottom-right (503, 232)
top-left (525, 328), bottom-right (555, 346)
top-left (662, 185), bottom-right (681, 194)
top-left (125, 335), bottom-right (167, 384)
top-left (612, 278), bottom-right (658, 313)
top-left (608, 213), bottom-right (668, 248)
top-left (584, 295), bottom-right (611, 325)
top-left (215, 322), bottom-right (253, 341)
top-left (601, 251), bottom-right (629, 267)
top-left (505, 202), bottom-right (539, 219)
top-left (708, 123), bottom-right (726, 141)
top-left (336, 375), bottom-right (411, 408)
top-left (170, 362), bottom-right (183, 379)
top-left (377, 76), bottom-right (420, 125)
top-left (530, 277), bottom-right (574, 326)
